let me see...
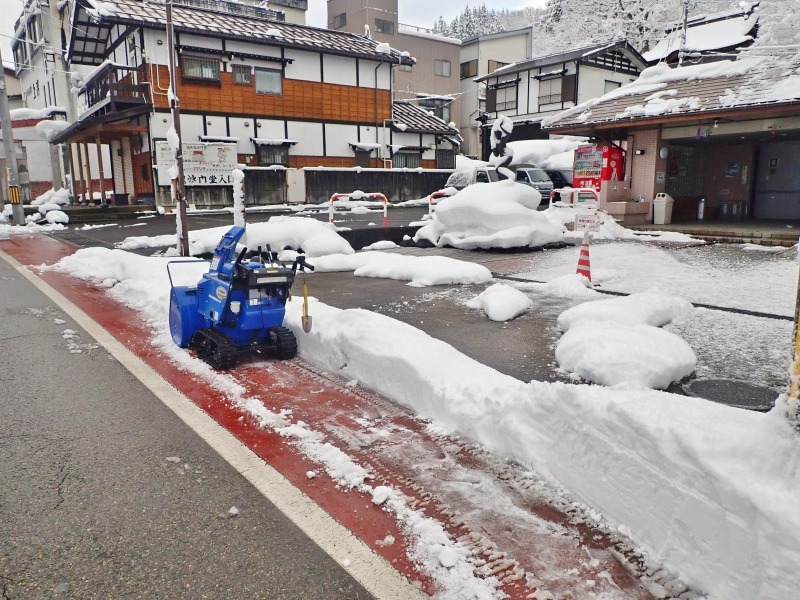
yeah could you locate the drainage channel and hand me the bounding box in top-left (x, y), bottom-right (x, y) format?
top-left (49, 231), bottom-right (116, 250)
top-left (494, 274), bottom-right (794, 322)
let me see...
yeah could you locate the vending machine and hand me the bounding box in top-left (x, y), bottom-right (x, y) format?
top-left (573, 143), bottom-right (624, 191)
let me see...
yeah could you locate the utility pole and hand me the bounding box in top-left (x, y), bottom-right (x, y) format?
top-left (0, 47), bottom-right (25, 226)
top-left (166, 0), bottom-right (190, 256)
top-left (678, 0), bottom-right (690, 67)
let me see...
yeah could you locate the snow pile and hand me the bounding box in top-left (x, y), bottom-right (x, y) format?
top-left (35, 119), bottom-right (71, 142)
top-left (556, 322), bottom-right (696, 388)
top-left (466, 283), bottom-right (533, 321)
top-left (414, 180), bottom-right (565, 250)
top-left (534, 273), bottom-right (601, 299)
top-left (312, 251), bottom-right (492, 287)
top-left (118, 217), bottom-right (354, 257)
top-left (557, 289), bottom-right (694, 332)
top-left (361, 240), bottom-right (397, 250)
top-left (540, 150), bottom-right (575, 171)
top-left (508, 138), bottom-right (585, 166)
top-left (555, 290), bottom-right (696, 388)
top-left (37, 202), bottom-right (63, 215)
top-left (31, 187), bottom-right (71, 207)
top-left (45, 210), bottom-right (69, 225)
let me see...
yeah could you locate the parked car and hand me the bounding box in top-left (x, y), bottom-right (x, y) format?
top-left (545, 169), bottom-right (573, 189)
top-left (512, 165), bottom-right (554, 195)
top-left (445, 166), bottom-right (507, 190)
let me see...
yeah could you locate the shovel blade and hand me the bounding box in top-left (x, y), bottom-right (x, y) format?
top-left (301, 314), bottom-right (312, 333)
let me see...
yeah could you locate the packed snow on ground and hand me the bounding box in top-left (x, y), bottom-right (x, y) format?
top-left (117, 217), bottom-right (354, 257)
top-left (0, 219), bottom-right (65, 235)
top-left (46, 245), bottom-right (800, 600)
top-left (466, 283), bottom-right (533, 321)
top-left (414, 180), bottom-right (565, 249)
top-left (45, 210), bottom-right (69, 225)
top-left (312, 251), bottom-right (492, 287)
top-left (361, 240), bottom-right (397, 250)
top-left (31, 187), bottom-right (72, 207)
top-left (514, 241), bottom-right (798, 316)
top-left (37, 202), bottom-right (63, 215)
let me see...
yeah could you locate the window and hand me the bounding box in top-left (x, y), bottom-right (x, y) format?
top-left (258, 145), bottom-right (289, 167)
top-left (375, 18), bottom-right (394, 34)
top-left (232, 64), bottom-right (251, 85)
top-left (418, 96), bottom-right (451, 123)
top-left (487, 60), bottom-right (508, 73)
top-left (13, 43), bottom-right (27, 71)
top-left (435, 59), bottom-right (451, 77)
top-left (392, 151), bottom-right (420, 169)
top-left (255, 67), bottom-right (282, 94)
top-left (436, 148), bottom-right (455, 169)
top-left (460, 59), bottom-right (477, 79)
top-left (332, 12), bottom-right (346, 29)
top-left (538, 74), bottom-right (576, 105)
top-left (180, 55), bottom-right (220, 83)
top-left (604, 80), bottom-right (622, 94)
top-left (495, 86), bottom-right (516, 111)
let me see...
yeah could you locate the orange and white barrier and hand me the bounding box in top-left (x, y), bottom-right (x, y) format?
top-left (576, 231), bottom-right (592, 282)
top-left (328, 192), bottom-right (389, 227)
top-left (427, 190), bottom-right (448, 218)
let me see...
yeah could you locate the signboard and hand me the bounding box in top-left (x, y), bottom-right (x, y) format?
top-left (155, 141), bottom-right (238, 187)
top-left (8, 185), bottom-right (20, 204)
top-left (575, 213), bottom-right (601, 232)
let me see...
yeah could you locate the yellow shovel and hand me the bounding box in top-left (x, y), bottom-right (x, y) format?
top-left (301, 278), bottom-right (312, 333)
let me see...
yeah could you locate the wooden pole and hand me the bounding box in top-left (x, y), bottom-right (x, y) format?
top-left (82, 142), bottom-right (94, 205)
top-left (95, 136), bottom-right (106, 206)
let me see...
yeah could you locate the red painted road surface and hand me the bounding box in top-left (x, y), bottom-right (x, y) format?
top-left (2, 233), bottom-right (656, 599)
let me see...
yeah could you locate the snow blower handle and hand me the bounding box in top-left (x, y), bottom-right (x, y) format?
top-left (292, 255), bottom-right (314, 274)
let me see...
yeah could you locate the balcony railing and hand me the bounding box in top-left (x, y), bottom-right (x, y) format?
top-left (78, 63), bottom-right (150, 119)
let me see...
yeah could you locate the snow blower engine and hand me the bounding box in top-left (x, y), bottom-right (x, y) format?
top-left (168, 226), bottom-right (314, 370)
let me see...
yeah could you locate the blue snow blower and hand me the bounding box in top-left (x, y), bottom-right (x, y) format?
top-left (167, 226), bottom-right (314, 370)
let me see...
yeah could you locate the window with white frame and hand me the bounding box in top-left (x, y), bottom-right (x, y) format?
top-left (255, 67), bottom-right (282, 94)
top-left (538, 77), bottom-right (562, 105)
top-left (496, 85), bottom-right (516, 111)
top-left (180, 55), bottom-right (220, 83)
top-left (435, 59), bottom-right (451, 77)
top-left (604, 80), bottom-right (622, 94)
top-left (232, 64), bottom-right (251, 85)
top-left (392, 150), bottom-right (421, 168)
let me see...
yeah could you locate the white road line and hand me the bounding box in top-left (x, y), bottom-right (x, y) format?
top-left (0, 248), bottom-right (427, 600)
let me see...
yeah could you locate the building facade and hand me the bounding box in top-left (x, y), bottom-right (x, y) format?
top-left (326, 0), bottom-right (462, 129)
top-left (458, 28), bottom-right (534, 157)
top-left (50, 0), bottom-right (458, 207)
top-left (476, 41), bottom-right (648, 159)
top-left (542, 55), bottom-right (800, 222)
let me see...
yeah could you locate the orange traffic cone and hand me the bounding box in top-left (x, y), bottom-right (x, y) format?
top-left (576, 232), bottom-right (592, 282)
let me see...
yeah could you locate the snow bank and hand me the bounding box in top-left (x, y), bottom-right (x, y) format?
top-left (32, 187), bottom-right (71, 206)
top-left (37, 202), bottom-right (63, 215)
top-left (35, 119), bottom-right (71, 142)
top-left (556, 322), bottom-right (696, 388)
top-left (45, 210), bottom-right (69, 225)
top-left (414, 180), bottom-right (565, 250)
top-left (118, 217), bottom-right (353, 257)
top-left (466, 283), bottom-right (533, 321)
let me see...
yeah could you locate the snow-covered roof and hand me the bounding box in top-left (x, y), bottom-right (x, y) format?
top-left (348, 143), bottom-right (382, 152)
top-left (251, 138), bottom-right (298, 146)
top-left (475, 40), bottom-right (647, 82)
top-left (199, 135), bottom-right (240, 143)
top-left (397, 26), bottom-right (461, 45)
top-left (543, 55), bottom-right (800, 131)
top-left (643, 11), bottom-right (758, 63)
top-left (391, 101), bottom-right (461, 137)
top-left (67, 0), bottom-right (416, 66)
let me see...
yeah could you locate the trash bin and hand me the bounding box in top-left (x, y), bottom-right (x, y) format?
top-left (653, 192), bottom-right (674, 225)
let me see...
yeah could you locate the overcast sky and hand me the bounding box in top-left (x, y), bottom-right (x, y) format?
top-left (1, 0), bottom-right (546, 71)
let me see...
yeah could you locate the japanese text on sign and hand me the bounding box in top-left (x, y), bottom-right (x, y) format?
top-left (155, 141), bottom-right (238, 187)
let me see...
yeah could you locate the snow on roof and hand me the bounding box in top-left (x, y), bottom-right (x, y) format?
top-left (199, 135), bottom-right (240, 143)
top-left (643, 12), bottom-right (758, 62)
top-left (396, 26), bottom-right (461, 45)
top-left (68, 0), bottom-right (416, 67)
top-left (349, 143), bottom-right (382, 151)
top-left (543, 55), bottom-right (800, 130)
top-left (251, 138), bottom-right (298, 145)
top-left (392, 101), bottom-right (460, 136)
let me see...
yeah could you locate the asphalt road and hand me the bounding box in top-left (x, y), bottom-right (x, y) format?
top-left (0, 253), bottom-right (373, 599)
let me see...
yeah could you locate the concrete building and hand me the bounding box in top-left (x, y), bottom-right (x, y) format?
top-left (458, 28), bottom-right (534, 157)
top-left (326, 0), bottom-right (461, 128)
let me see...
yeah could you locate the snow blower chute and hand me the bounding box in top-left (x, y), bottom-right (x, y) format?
top-left (167, 226), bottom-right (314, 370)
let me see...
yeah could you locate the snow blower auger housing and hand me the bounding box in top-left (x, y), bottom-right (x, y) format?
top-left (167, 226), bottom-right (314, 370)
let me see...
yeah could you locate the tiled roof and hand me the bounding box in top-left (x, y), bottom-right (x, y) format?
top-left (68, 0), bottom-right (415, 66)
top-left (543, 56), bottom-right (800, 131)
top-left (392, 101), bottom-right (459, 136)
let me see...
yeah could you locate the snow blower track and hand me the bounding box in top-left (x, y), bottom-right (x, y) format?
top-left (1, 232), bottom-right (696, 599)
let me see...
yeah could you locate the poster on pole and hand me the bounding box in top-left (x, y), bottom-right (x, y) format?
top-left (155, 141), bottom-right (238, 187)
top-left (575, 213), bottom-right (601, 232)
